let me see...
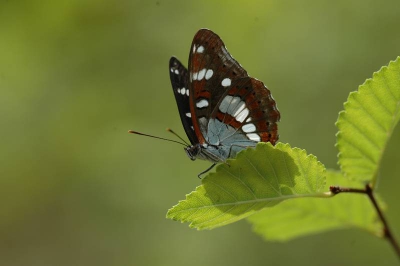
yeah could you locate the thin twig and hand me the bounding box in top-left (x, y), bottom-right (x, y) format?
top-left (330, 184), bottom-right (400, 260)
top-left (329, 186), bottom-right (366, 194)
top-left (364, 185), bottom-right (400, 260)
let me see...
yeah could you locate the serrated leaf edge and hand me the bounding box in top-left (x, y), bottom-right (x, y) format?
top-left (336, 56), bottom-right (400, 186)
top-left (167, 142), bottom-right (330, 230)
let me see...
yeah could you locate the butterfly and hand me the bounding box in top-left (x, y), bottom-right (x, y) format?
top-left (169, 29), bottom-right (280, 177)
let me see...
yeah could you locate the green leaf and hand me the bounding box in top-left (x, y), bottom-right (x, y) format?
top-left (336, 57), bottom-right (400, 186)
top-left (247, 169), bottom-right (383, 242)
top-left (167, 142), bottom-right (327, 230)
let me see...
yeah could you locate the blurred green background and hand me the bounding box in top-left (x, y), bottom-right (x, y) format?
top-left (1, 0), bottom-right (400, 265)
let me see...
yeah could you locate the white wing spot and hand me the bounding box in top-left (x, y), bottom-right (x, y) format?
top-left (242, 123), bottom-right (256, 133)
top-left (174, 69), bottom-right (179, 75)
top-left (180, 88), bottom-right (186, 95)
top-left (186, 112), bottom-right (191, 118)
top-left (246, 133), bottom-right (260, 142)
top-left (221, 78), bottom-right (231, 87)
top-left (196, 99), bottom-right (209, 108)
top-left (197, 68), bottom-right (206, 80)
top-left (236, 108), bottom-right (249, 123)
top-left (233, 102), bottom-right (246, 117)
top-left (186, 89), bottom-right (189, 96)
top-left (192, 72), bottom-right (199, 81)
top-left (197, 45), bottom-right (205, 53)
top-left (205, 69), bottom-right (213, 80)
top-left (246, 117), bottom-right (252, 122)
top-left (191, 126), bottom-right (194, 130)
top-left (219, 95), bottom-right (247, 120)
top-left (193, 45), bottom-right (196, 53)
top-left (219, 95), bottom-right (233, 113)
top-left (170, 68), bottom-right (174, 72)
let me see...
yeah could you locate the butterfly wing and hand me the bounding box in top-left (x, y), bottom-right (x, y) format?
top-left (188, 29), bottom-right (280, 157)
top-left (169, 57), bottom-right (199, 146)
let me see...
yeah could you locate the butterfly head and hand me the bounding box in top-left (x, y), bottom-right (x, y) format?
top-left (184, 144), bottom-right (201, 161)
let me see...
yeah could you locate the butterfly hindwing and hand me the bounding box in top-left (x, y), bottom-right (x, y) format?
top-left (219, 77), bottom-right (280, 144)
top-left (169, 57), bottom-right (198, 145)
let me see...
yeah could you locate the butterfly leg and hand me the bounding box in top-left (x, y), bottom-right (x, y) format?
top-left (197, 163), bottom-right (216, 179)
top-left (227, 144), bottom-right (249, 159)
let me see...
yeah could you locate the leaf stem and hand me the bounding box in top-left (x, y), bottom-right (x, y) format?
top-left (330, 184), bottom-right (400, 260)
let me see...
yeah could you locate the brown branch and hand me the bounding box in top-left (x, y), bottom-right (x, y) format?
top-left (330, 184), bottom-right (400, 260)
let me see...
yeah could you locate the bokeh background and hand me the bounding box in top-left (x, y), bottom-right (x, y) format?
top-left (1, 1), bottom-right (400, 265)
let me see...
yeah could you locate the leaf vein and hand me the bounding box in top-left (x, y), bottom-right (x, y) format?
top-left (340, 114), bottom-right (381, 151)
top-left (339, 135), bottom-right (376, 164)
top-left (206, 177), bottom-right (238, 201)
top-left (352, 94), bottom-right (387, 133)
top-left (222, 167), bottom-right (257, 199)
top-left (244, 155), bottom-right (282, 196)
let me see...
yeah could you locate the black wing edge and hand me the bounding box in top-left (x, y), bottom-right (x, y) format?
top-left (169, 56), bottom-right (199, 145)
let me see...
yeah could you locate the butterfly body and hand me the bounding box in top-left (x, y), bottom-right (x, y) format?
top-left (169, 29), bottom-right (280, 166)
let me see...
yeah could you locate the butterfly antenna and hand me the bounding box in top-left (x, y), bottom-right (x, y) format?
top-left (166, 128), bottom-right (190, 146)
top-left (128, 130), bottom-right (187, 146)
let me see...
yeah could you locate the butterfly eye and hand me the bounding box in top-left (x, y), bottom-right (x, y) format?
top-left (185, 145), bottom-right (200, 161)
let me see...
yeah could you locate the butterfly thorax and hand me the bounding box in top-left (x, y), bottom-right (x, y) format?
top-left (185, 142), bottom-right (224, 163)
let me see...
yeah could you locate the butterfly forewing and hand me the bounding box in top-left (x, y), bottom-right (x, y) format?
top-left (188, 30), bottom-right (248, 129)
top-left (187, 29), bottom-right (280, 148)
top-left (169, 57), bottom-right (198, 145)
